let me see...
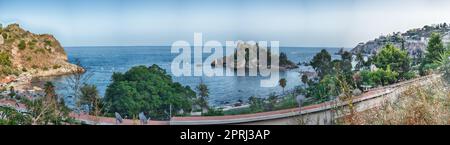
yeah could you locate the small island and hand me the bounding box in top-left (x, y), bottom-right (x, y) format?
top-left (211, 42), bottom-right (298, 71)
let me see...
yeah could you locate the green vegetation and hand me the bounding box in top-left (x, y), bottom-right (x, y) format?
top-left (279, 52), bottom-right (297, 68)
top-left (435, 48), bottom-right (450, 83)
top-left (0, 52), bottom-right (11, 67)
top-left (196, 81), bottom-right (210, 113)
top-left (18, 40), bottom-right (26, 50)
top-left (79, 84), bottom-right (104, 116)
top-left (44, 40), bottom-right (52, 46)
top-left (0, 82), bottom-right (73, 125)
top-left (224, 93), bottom-right (300, 115)
top-left (359, 66), bottom-right (399, 87)
top-left (2, 33), bottom-right (7, 40)
top-left (310, 49), bottom-right (332, 79)
top-left (52, 64), bottom-right (61, 69)
top-left (27, 41), bottom-right (36, 50)
top-left (104, 65), bottom-right (196, 120)
top-left (0, 106), bottom-right (31, 125)
top-left (0, 52), bottom-right (15, 76)
top-left (373, 44), bottom-right (411, 77)
top-left (278, 78), bottom-right (287, 93)
top-left (420, 33), bottom-right (447, 75)
top-left (34, 48), bottom-right (46, 54)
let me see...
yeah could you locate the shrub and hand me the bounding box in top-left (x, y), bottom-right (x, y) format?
top-left (18, 40), bottom-right (26, 50)
top-left (44, 40), bottom-right (52, 46)
top-left (248, 96), bottom-right (265, 113)
top-left (202, 108), bottom-right (224, 116)
top-left (0, 52), bottom-right (11, 67)
top-left (2, 33), bottom-right (7, 40)
top-left (34, 48), bottom-right (46, 54)
top-left (402, 71), bottom-right (417, 80)
top-left (52, 64), bottom-right (61, 69)
top-left (360, 66), bottom-right (399, 86)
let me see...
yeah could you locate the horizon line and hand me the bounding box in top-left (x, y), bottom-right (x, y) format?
top-left (63, 45), bottom-right (350, 49)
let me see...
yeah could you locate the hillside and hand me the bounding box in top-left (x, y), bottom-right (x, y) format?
top-left (0, 24), bottom-right (81, 79)
top-left (351, 23), bottom-right (450, 57)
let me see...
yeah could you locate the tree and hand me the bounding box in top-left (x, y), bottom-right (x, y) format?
top-left (373, 44), bottom-right (411, 77)
top-left (65, 59), bottom-right (90, 113)
top-left (104, 65), bottom-right (196, 120)
top-left (360, 66), bottom-right (399, 86)
top-left (44, 82), bottom-right (57, 102)
top-left (420, 33), bottom-right (446, 75)
top-left (196, 81), bottom-right (209, 113)
top-left (248, 96), bottom-right (264, 112)
top-left (279, 52), bottom-right (297, 68)
top-left (355, 52), bottom-right (365, 71)
top-left (340, 51), bottom-right (353, 82)
top-left (435, 50), bottom-right (450, 83)
top-left (79, 84), bottom-right (104, 116)
top-left (301, 74), bottom-right (308, 85)
top-left (311, 49), bottom-right (332, 79)
top-left (279, 78), bottom-right (287, 93)
top-left (0, 106), bottom-right (32, 125)
top-left (266, 93), bottom-right (278, 111)
top-left (307, 75), bottom-right (339, 102)
top-left (425, 33), bottom-right (446, 63)
top-left (25, 82), bottom-right (72, 125)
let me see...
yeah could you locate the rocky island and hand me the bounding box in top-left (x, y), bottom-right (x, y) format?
top-left (211, 42), bottom-right (298, 71)
top-left (0, 24), bottom-right (82, 89)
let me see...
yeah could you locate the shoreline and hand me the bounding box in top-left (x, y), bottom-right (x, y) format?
top-left (2, 62), bottom-right (83, 91)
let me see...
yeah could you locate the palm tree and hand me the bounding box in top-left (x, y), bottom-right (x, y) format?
top-left (44, 82), bottom-right (56, 102)
top-left (279, 78), bottom-right (287, 93)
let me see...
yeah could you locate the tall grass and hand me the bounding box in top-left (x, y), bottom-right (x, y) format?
top-left (341, 78), bottom-right (450, 125)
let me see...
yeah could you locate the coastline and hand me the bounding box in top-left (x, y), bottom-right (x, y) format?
top-left (3, 62), bottom-right (83, 91)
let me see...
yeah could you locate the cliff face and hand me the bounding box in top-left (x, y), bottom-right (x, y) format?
top-left (0, 24), bottom-right (81, 78)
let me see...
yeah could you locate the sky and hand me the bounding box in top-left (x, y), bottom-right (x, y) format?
top-left (1, 0), bottom-right (450, 47)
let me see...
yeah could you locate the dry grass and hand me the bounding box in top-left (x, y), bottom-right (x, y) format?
top-left (342, 79), bottom-right (450, 125)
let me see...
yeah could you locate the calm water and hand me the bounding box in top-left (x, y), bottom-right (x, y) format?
top-left (40, 46), bottom-right (340, 106)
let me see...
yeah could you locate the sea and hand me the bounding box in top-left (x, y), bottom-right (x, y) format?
top-left (34, 46), bottom-right (341, 107)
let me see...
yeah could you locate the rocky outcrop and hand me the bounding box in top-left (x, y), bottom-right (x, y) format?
top-left (211, 42), bottom-right (298, 71)
top-left (0, 24), bottom-right (82, 79)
